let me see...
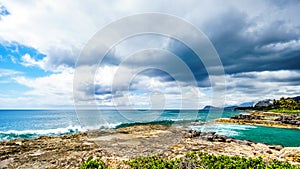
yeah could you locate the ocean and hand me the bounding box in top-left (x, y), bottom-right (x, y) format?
top-left (1, 109), bottom-right (300, 147)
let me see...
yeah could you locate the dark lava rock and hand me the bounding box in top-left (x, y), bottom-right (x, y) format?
top-left (185, 130), bottom-right (228, 142)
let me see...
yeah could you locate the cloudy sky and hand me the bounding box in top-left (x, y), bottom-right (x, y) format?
top-left (0, 0), bottom-right (300, 109)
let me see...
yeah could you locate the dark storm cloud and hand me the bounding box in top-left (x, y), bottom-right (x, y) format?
top-left (166, 39), bottom-right (210, 87)
top-left (133, 69), bottom-right (176, 82)
top-left (83, 84), bottom-right (112, 97)
top-left (99, 1), bottom-right (300, 91)
top-left (201, 6), bottom-right (300, 75)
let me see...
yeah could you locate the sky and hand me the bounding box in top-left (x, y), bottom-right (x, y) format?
top-left (0, 0), bottom-right (300, 109)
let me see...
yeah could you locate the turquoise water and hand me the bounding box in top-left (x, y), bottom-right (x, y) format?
top-left (190, 124), bottom-right (300, 147)
top-left (229, 125), bottom-right (300, 147)
top-left (1, 109), bottom-right (300, 147)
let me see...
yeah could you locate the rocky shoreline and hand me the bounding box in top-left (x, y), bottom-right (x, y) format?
top-left (215, 111), bottom-right (300, 130)
top-left (0, 124), bottom-right (300, 168)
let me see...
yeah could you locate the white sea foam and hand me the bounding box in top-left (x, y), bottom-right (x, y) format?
top-left (0, 125), bottom-right (85, 136)
top-left (0, 122), bottom-right (128, 140)
top-left (189, 123), bottom-right (257, 137)
top-left (0, 123), bottom-right (128, 141)
top-left (82, 122), bottom-right (123, 130)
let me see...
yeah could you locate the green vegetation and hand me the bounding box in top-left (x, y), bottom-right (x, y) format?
top-left (236, 97), bottom-right (300, 114)
top-left (80, 152), bottom-right (300, 169)
top-left (269, 97), bottom-right (300, 114)
top-left (268, 109), bottom-right (300, 114)
top-left (125, 152), bottom-right (299, 169)
top-left (80, 156), bottom-right (108, 169)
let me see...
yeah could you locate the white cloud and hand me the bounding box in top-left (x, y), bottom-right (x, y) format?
top-left (231, 70), bottom-right (300, 82)
top-left (10, 55), bottom-right (16, 63)
top-left (14, 68), bottom-right (73, 95)
top-left (0, 95), bottom-right (71, 109)
top-left (20, 53), bottom-right (74, 72)
top-left (224, 70), bottom-right (300, 105)
top-left (95, 65), bottom-right (118, 87)
top-left (258, 39), bottom-right (300, 52)
top-left (20, 53), bottom-right (46, 69)
top-left (0, 68), bottom-right (22, 77)
top-left (12, 68), bottom-right (74, 108)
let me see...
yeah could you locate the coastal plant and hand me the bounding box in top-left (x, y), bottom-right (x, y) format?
top-left (81, 152), bottom-right (300, 169)
top-left (268, 108), bottom-right (300, 114)
top-left (80, 156), bottom-right (107, 169)
top-left (237, 96), bottom-right (300, 113)
top-left (123, 152), bottom-right (300, 169)
top-left (271, 97), bottom-right (300, 112)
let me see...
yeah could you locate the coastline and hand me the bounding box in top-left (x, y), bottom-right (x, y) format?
top-left (1, 124), bottom-right (300, 168)
top-left (214, 118), bottom-right (300, 130)
top-left (214, 111), bottom-right (300, 130)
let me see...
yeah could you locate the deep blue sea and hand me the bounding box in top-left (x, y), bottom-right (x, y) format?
top-left (1, 109), bottom-right (300, 147)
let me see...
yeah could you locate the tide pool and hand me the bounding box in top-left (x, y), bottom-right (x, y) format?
top-left (191, 123), bottom-right (300, 147)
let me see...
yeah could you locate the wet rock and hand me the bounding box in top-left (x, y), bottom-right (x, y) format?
top-left (207, 131), bottom-right (216, 135)
top-left (269, 145), bottom-right (283, 151)
top-left (269, 145), bottom-right (276, 149)
top-left (185, 130), bottom-right (201, 138)
top-left (226, 138), bottom-right (234, 143)
top-left (216, 135), bottom-right (227, 142)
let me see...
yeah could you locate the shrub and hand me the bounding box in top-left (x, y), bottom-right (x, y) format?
top-left (81, 152), bottom-right (300, 169)
top-left (80, 156), bottom-right (107, 169)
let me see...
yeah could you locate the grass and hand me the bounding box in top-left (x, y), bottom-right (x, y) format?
top-left (80, 152), bottom-right (300, 169)
top-left (268, 109), bottom-right (300, 114)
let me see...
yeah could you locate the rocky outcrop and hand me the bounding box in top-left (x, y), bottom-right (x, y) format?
top-left (215, 112), bottom-right (300, 129)
top-left (275, 115), bottom-right (300, 125)
top-left (0, 124), bottom-right (299, 168)
top-left (249, 112), bottom-right (300, 126)
top-left (185, 130), bottom-right (229, 143)
top-left (231, 114), bottom-right (263, 120)
top-left (254, 99), bottom-right (273, 107)
top-left (0, 132), bottom-right (100, 169)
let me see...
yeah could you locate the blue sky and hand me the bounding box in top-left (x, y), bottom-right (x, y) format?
top-left (0, 1), bottom-right (300, 109)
